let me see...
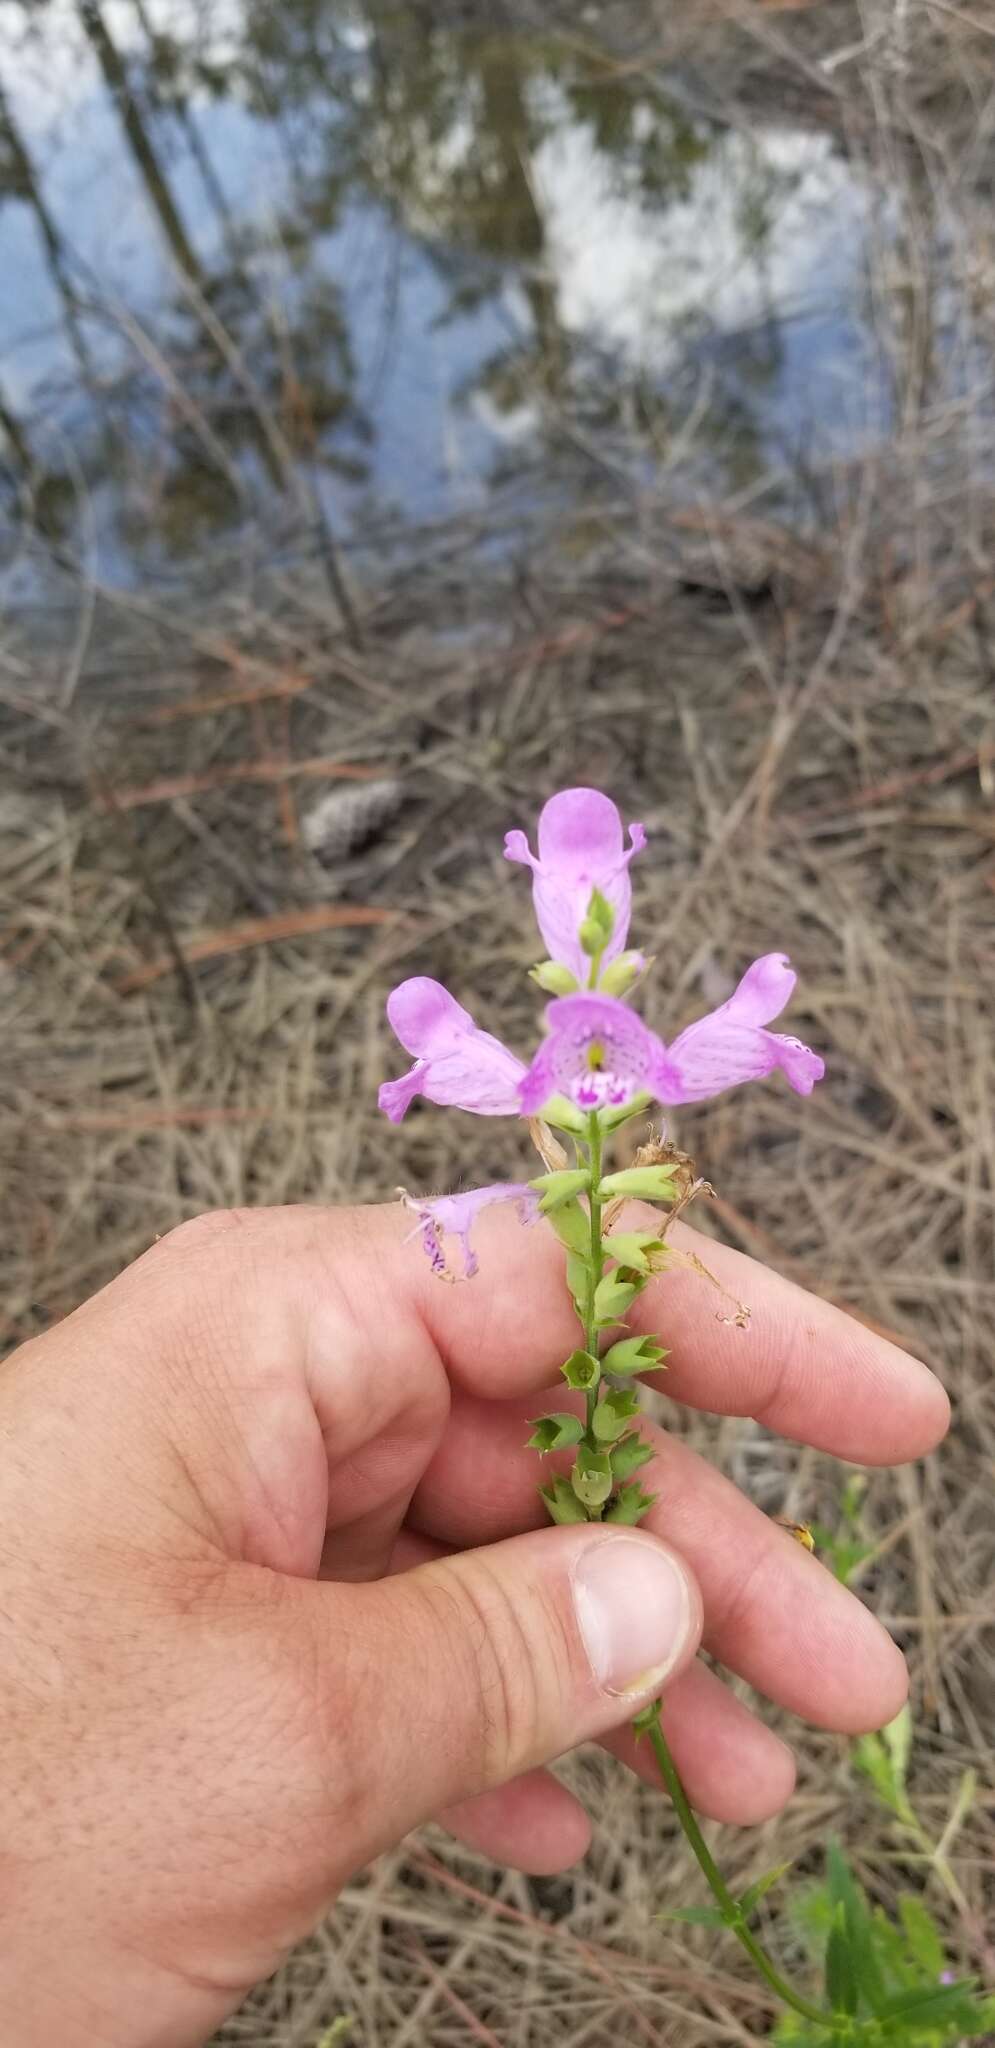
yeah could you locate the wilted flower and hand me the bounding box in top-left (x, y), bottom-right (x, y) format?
top-left (400, 1182), bottom-right (540, 1279)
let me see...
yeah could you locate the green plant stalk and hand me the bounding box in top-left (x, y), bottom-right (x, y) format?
top-left (644, 1708), bottom-right (845, 2032)
top-left (575, 1110), bottom-right (855, 2040)
top-left (582, 1114), bottom-right (604, 1446)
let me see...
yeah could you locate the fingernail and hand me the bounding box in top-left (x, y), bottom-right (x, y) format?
top-left (573, 1538), bottom-right (694, 1697)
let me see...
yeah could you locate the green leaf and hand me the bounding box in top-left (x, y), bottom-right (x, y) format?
top-left (316, 2023), bottom-right (354, 2048)
top-left (547, 1200), bottom-right (592, 1255)
top-left (609, 1431), bottom-right (655, 1482)
top-left (896, 1895), bottom-right (944, 1979)
top-left (528, 960), bottom-right (579, 995)
top-left (658, 1905), bottom-right (725, 1927)
top-left (527, 1413), bottom-right (585, 1455)
top-left (571, 1445), bottom-right (614, 1509)
top-left (591, 1389), bottom-right (640, 1442)
top-left (825, 1847), bottom-right (884, 2016)
top-left (561, 1348), bottom-right (600, 1391)
top-left (877, 1979), bottom-right (981, 2027)
top-left (601, 1333), bottom-right (667, 1376)
top-left (593, 1273), bottom-right (642, 1324)
top-left (598, 1165), bottom-right (680, 1202)
top-left (824, 1903), bottom-right (859, 2016)
top-left (605, 1481), bottom-right (657, 1524)
top-left (740, 1862), bottom-right (792, 1919)
top-left (530, 1168), bottom-right (591, 1212)
top-left (539, 1477), bottom-right (589, 1525)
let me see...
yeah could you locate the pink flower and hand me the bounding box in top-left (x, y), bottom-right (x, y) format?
top-left (378, 977), bottom-right (526, 1122)
top-left (657, 954), bottom-right (824, 1102)
top-left (401, 1183), bottom-right (540, 1279)
top-left (504, 787), bottom-right (646, 982)
top-left (519, 993), bottom-right (665, 1115)
top-left (518, 958), bottom-right (823, 1116)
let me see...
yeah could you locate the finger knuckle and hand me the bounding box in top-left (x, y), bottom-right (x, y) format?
top-left (430, 1559), bottom-right (544, 1782)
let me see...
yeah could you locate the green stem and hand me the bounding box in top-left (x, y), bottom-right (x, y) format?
top-left (582, 1114), bottom-right (604, 1443)
top-left (645, 1710), bottom-right (848, 2033)
top-left (574, 1115), bottom-right (855, 2039)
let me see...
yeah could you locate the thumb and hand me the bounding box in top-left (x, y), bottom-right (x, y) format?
top-left (301, 1524), bottom-right (702, 1870)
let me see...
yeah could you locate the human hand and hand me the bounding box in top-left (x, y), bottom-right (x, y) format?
top-left (0, 1202), bottom-right (948, 2048)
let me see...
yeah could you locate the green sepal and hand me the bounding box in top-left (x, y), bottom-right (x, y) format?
top-left (603, 1231), bottom-right (669, 1274)
top-left (598, 1165), bottom-right (680, 1202)
top-left (527, 1413), bottom-right (585, 1454)
top-left (593, 1270), bottom-right (644, 1325)
top-left (539, 1476), bottom-right (589, 1525)
top-left (631, 1700), bottom-right (661, 1738)
top-left (605, 1480), bottom-right (657, 1524)
top-left (548, 1200), bottom-right (592, 1255)
top-left (658, 1906), bottom-right (725, 1928)
top-left (598, 952), bottom-right (647, 997)
top-left (740, 1863), bottom-right (792, 1919)
top-left (609, 1432), bottom-right (655, 1482)
top-left (565, 1252), bottom-right (589, 1314)
top-left (591, 1388), bottom-right (640, 1442)
top-left (530, 1167), bottom-right (591, 1212)
top-left (561, 1348), bottom-right (600, 1392)
top-left (595, 1092), bottom-right (652, 1133)
top-left (539, 1095), bottom-right (590, 1137)
top-left (602, 1333), bottom-right (668, 1376)
top-left (571, 1444), bottom-right (613, 1509)
top-left (529, 960), bottom-right (579, 995)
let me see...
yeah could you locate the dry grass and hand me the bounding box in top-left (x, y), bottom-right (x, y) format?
top-left (2, 1), bottom-right (995, 2042)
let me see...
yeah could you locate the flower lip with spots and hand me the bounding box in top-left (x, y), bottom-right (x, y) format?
top-left (519, 994), bottom-right (666, 1117)
top-left (504, 786), bottom-right (646, 984)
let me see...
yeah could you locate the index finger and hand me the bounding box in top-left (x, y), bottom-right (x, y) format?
top-left (395, 1198), bottom-right (948, 1466)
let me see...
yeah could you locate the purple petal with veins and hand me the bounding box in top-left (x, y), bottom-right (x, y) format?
top-left (379, 977), bottom-right (526, 1122)
top-left (657, 953), bottom-right (825, 1103)
top-left (505, 787), bottom-right (645, 982)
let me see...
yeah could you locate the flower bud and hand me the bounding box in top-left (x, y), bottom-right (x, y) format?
top-left (598, 951), bottom-right (648, 997)
top-left (529, 960), bottom-right (580, 995)
top-left (529, 1168), bottom-right (591, 1213)
top-left (597, 1166), bottom-right (680, 1202)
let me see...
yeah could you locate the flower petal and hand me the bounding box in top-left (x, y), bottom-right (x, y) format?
top-left (505, 788), bottom-right (646, 981)
top-left (401, 1182), bottom-right (540, 1279)
top-left (657, 956), bottom-right (824, 1104)
top-left (380, 977), bottom-right (526, 1121)
top-left (519, 993), bottom-right (666, 1116)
